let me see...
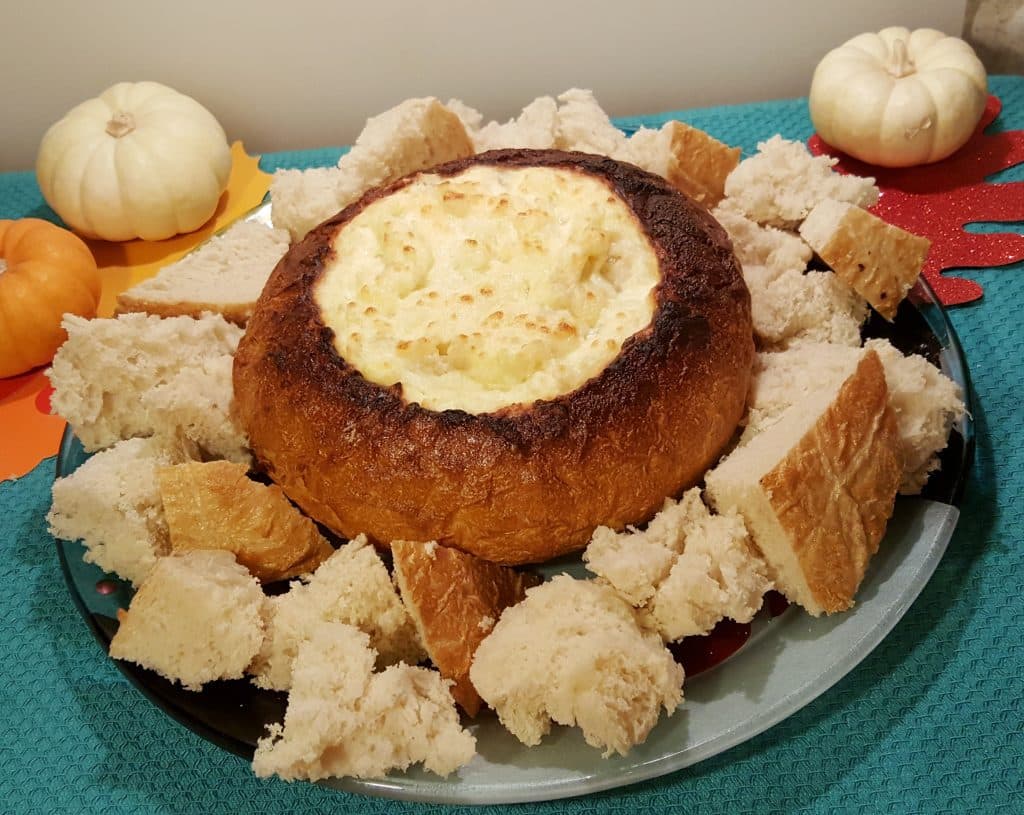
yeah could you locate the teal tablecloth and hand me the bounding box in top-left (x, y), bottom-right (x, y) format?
top-left (2, 78), bottom-right (1022, 814)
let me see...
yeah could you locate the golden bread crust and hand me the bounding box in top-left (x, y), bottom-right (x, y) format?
top-left (661, 121), bottom-right (741, 208)
top-left (761, 350), bottom-right (902, 612)
top-left (158, 460), bottom-right (334, 583)
top-left (116, 296), bottom-right (253, 326)
top-left (233, 148), bottom-right (754, 564)
top-left (391, 540), bottom-right (540, 715)
top-left (817, 207), bottom-right (930, 322)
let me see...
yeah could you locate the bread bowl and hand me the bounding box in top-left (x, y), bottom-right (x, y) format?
top-left (233, 148), bottom-right (754, 564)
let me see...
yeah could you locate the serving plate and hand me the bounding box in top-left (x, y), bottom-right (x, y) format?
top-left (54, 274), bottom-right (973, 805)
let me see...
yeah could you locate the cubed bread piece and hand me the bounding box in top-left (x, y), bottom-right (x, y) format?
top-left (108, 550), bottom-right (265, 690)
top-left (116, 220), bottom-right (290, 325)
top-left (740, 340), bottom-right (966, 495)
top-left (712, 204), bottom-right (813, 276)
top-left (624, 121), bottom-right (741, 207)
top-left (742, 264), bottom-right (867, 349)
top-left (799, 199), bottom-right (931, 321)
top-left (48, 312), bottom-right (248, 462)
top-left (158, 460), bottom-right (334, 583)
top-left (585, 489), bottom-right (772, 641)
top-left (252, 622), bottom-right (476, 781)
top-left (554, 88), bottom-right (629, 156)
top-left (469, 576), bottom-right (683, 757)
top-left (391, 540), bottom-right (540, 716)
top-left (471, 96), bottom-right (558, 152)
top-left (865, 339), bottom-right (966, 493)
top-left (723, 135), bottom-right (879, 228)
top-left (48, 435), bottom-right (198, 586)
top-left (706, 349), bottom-right (901, 615)
top-left (270, 97), bottom-right (474, 241)
top-left (249, 535), bottom-right (425, 690)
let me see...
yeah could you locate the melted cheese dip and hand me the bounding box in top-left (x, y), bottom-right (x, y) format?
top-left (315, 165), bottom-right (659, 413)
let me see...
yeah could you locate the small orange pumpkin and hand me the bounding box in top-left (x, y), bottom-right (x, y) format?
top-left (0, 218), bottom-right (101, 378)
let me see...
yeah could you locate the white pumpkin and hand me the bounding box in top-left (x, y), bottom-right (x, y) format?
top-left (36, 81), bottom-right (232, 241)
top-left (809, 27), bottom-right (988, 168)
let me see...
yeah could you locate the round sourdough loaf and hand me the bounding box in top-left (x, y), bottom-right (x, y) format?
top-left (233, 149), bottom-right (753, 564)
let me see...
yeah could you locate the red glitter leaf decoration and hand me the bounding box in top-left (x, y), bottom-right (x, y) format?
top-left (809, 95), bottom-right (1024, 306)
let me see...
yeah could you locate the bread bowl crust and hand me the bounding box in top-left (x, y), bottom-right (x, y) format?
top-left (233, 148), bottom-right (754, 564)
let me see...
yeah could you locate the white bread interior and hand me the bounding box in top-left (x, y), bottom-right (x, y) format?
top-left (116, 220), bottom-right (290, 325)
top-left (48, 313), bottom-right (248, 462)
top-left (553, 88), bottom-right (630, 156)
top-left (865, 338), bottom-right (966, 493)
top-left (799, 199), bottom-right (931, 321)
top-left (705, 349), bottom-right (902, 615)
top-left (469, 95), bottom-right (559, 152)
top-left (469, 575), bottom-right (683, 757)
top-left (48, 435), bottom-right (198, 586)
top-left (108, 549), bottom-right (265, 691)
top-left (249, 535), bottom-right (425, 690)
top-left (270, 97), bottom-right (475, 242)
top-left (584, 488), bottom-right (772, 641)
top-left (315, 163), bottom-right (660, 412)
top-left (712, 203), bottom-right (868, 349)
top-left (723, 135), bottom-right (879, 229)
top-left (252, 622), bottom-right (476, 781)
top-left (158, 460), bottom-right (334, 583)
top-left (712, 204), bottom-right (813, 278)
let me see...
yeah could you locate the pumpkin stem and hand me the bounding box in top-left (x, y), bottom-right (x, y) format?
top-left (105, 112), bottom-right (136, 138)
top-left (887, 38), bottom-right (915, 78)
top-left (0, 259), bottom-right (6, 276)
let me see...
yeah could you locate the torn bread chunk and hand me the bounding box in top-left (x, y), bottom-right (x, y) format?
top-left (48, 435), bottom-right (198, 586)
top-left (249, 536), bottom-right (425, 690)
top-left (116, 220), bottom-right (290, 326)
top-left (743, 264), bottom-right (868, 349)
top-left (158, 460), bottom-right (334, 583)
top-left (270, 97), bottom-right (474, 241)
top-left (471, 95), bottom-right (558, 152)
top-left (723, 135), bottom-right (879, 228)
top-left (712, 205), bottom-right (813, 277)
top-left (705, 349), bottom-right (901, 615)
top-left (469, 576), bottom-right (683, 757)
top-left (252, 623), bottom-right (476, 781)
top-left (624, 121), bottom-right (740, 207)
top-left (554, 88), bottom-right (629, 156)
top-left (740, 340), bottom-right (965, 494)
top-left (865, 339), bottom-right (966, 494)
top-left (48, 313), bottom-right (248, 462)
top-left (710, 204), bottom-right (867, 349)
top-left (585, 489), bottom-right (772, 641)
top-left (800, 199), bottom-right (931, 321)
top-left (109, 550), bottom-right (265, 691)
top-left (391, 540), bottom-right (540, 716)
top-left (444, 98), bottom-right (485, 133)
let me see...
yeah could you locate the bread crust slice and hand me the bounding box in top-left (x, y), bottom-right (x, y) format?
top-left (706, 349), bottom-right (902, 615)
top-left (800, 200), bottom-right (930, 321)
top-left (391, 539), bottom-right (540, 715)
top-left (158, 460), bottom-right (334, 583)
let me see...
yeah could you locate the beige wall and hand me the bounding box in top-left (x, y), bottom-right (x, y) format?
top-left (0, 1), bottom-right (966, 171)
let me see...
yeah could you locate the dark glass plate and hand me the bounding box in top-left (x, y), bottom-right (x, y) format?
top-left (54, 276), bottom-right (974, 804)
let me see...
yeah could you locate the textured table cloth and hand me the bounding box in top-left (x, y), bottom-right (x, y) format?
top-left (1, 77), bottom-right (1022, 814)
